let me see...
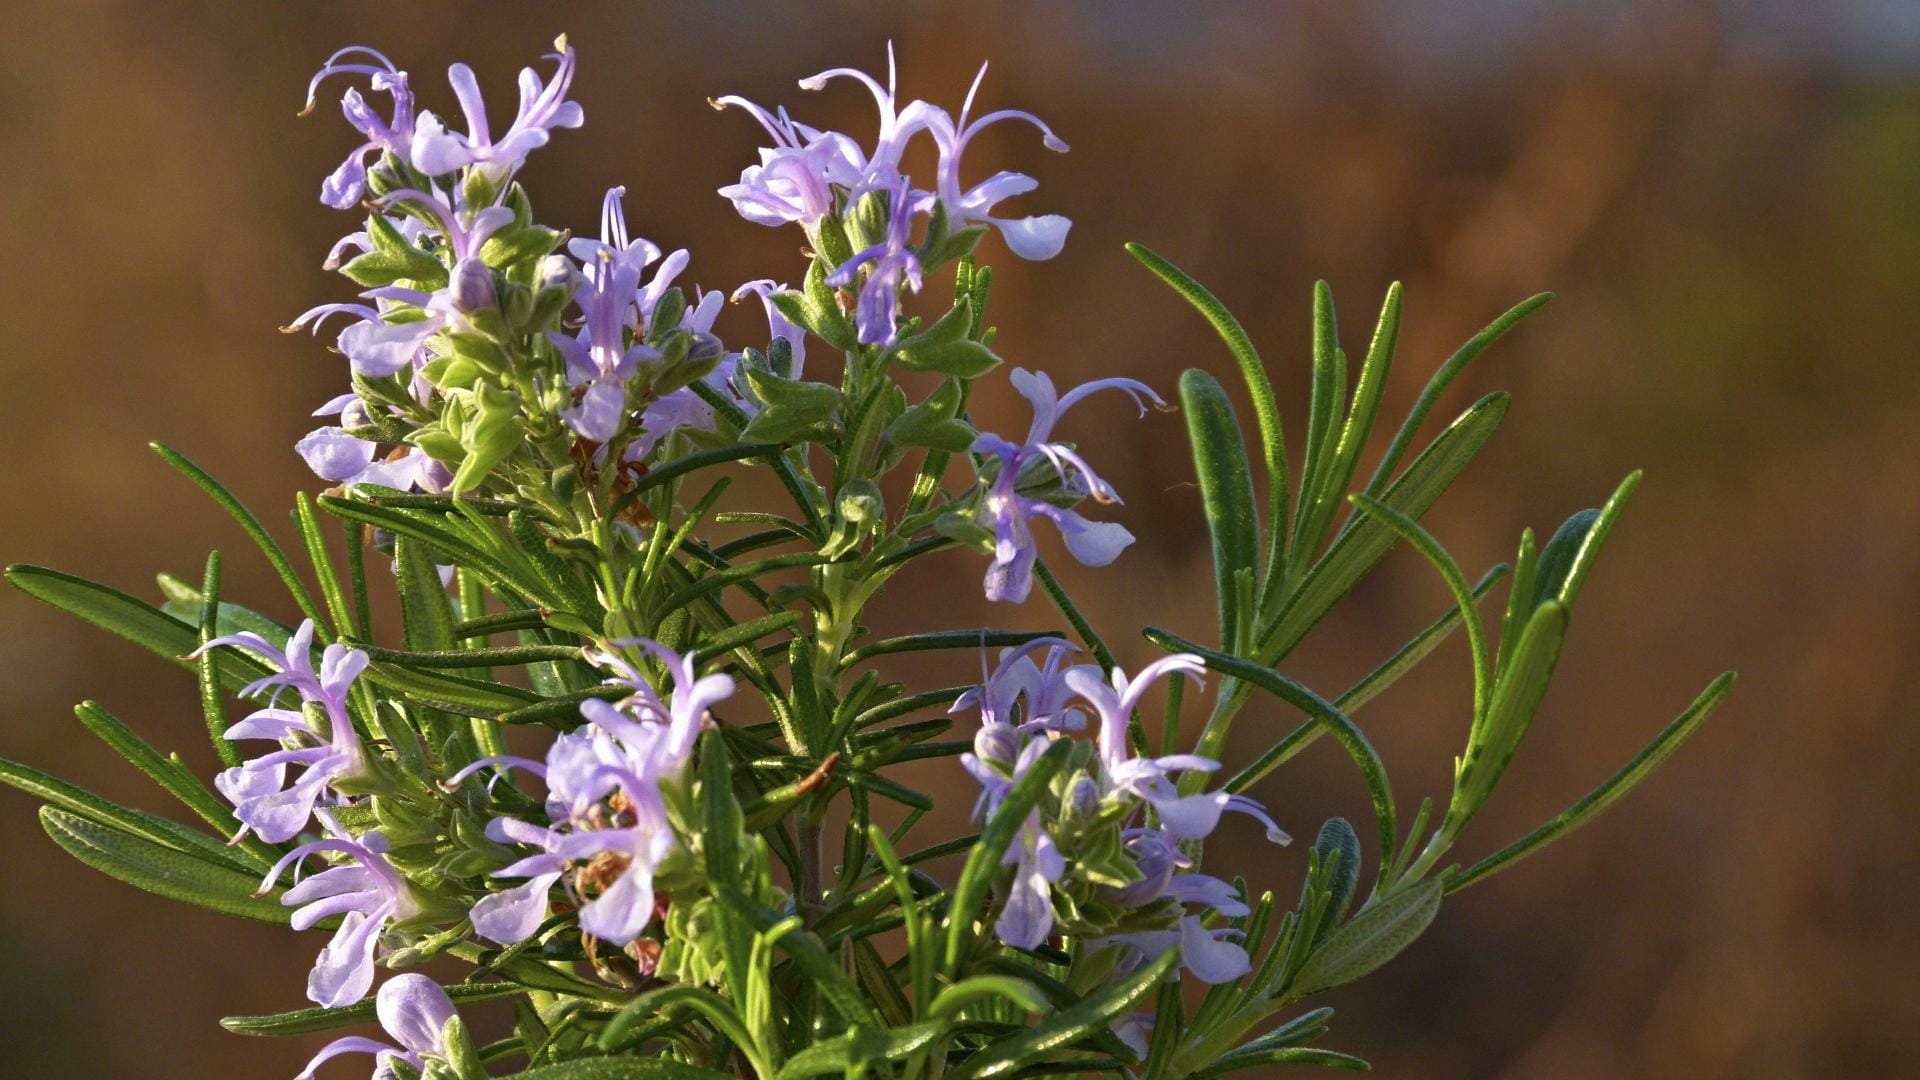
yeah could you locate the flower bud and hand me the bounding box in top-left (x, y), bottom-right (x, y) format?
top-left (974, 723), bottom-right (1018, 767)
top-left (450, 257), bottom-right (498, 314)
top-left (537, 253), bottom-right (579, 295)
top-left (686, 331), bottom-right (725, 365)
top-left (1065, 773), bottom-right (1100, 820)
top-left (1108, 831), bottom-right (1178, 909)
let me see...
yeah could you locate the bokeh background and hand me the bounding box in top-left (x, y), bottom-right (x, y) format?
top-left (3, 2), bottom-right (1917, 1076)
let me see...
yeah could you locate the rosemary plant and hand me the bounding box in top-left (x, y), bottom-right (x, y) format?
top-left (1, 36), bottom-right (1733, 1080)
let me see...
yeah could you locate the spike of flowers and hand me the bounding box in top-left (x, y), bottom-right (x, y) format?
top-left (453, 640), bottom-right (733, 948)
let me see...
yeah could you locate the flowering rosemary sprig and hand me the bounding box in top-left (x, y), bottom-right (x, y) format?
top-left (0, 34), bottom-right (1734, 1080)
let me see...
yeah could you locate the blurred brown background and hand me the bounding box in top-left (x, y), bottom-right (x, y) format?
top-left (3, 2), bottom-right (1917, 1076)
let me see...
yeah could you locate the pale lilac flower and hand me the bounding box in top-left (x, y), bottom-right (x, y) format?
top-left (996, 807), bottom-right (1065, 950)
top-left (972, 368), bottom-right (1165, 603)
top-left (793, 45), bottom-right (943, 187)
top-left (192, 621), bottom-right (370, 844)
top-left (714, 97), bottom-right (861, 227)
top-left (732, 279), bottom-right (806, 379)
top-left (1113, 1013), bottom-right (1155, 1059)
top-left (290, 190), bottom-right (507, 380)
top-left (295, 428), bottom-right (448, 493)
top-left (258, 813), bottom-right (423, 1007)
top-left (547, 189), bottom-right (700, 443)
top-left (1064, 656), bottom-right (1289, 844)
top-left (459, 640), bottom-right (733, 946)
top-left (411, 40), bottom-right (582, 186)
top-left (928, 63), bottom-right (1072, 259)
top-left (954, 636), bottom-right (1089, 735)
top-left (828, 179), bottom-right (929, 346)
top-left (293, 974), bottom-right (456, 1080)
top-left (1093, 915), bottom-right (1255, 985)
top-left (714, 43), bottom-right (940, 225)
top-left (303, 47), bottom-right (416, 210)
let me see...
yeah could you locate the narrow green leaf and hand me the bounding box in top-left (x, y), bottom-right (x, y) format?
top-left (1296, 283), bottom-right (1402, 566)
top-left (352, 642), bottom-right (583, 669)
top-left (38, 806), bottom-right (288, 922)
top-left (1144, 628), bottom-right (1396, 871)
top-left (1358, 293), bottom-right (1551, 499)
top-left (840, 629), bottom-right (1062, 670)
top-left (70, 700), bottom-right (269, 867)
top-left (1180, 368), bottom-right (1260, 649)
top-left (498, 1061), bottom-right (735, 1080)
top-left (0, 758), bottom-right (254, 874)
top-left (1127, 243), bottom-right (1290, 588)
top-left (194, 552), bottom-right (242, 769)
top-left (949, 949), bottom-right (1178, 1078)
top-left (221, 982), bottom-right (525, 1036)
top-left (776, 1021), bottom-right (947, 1080)
top-left (699, 730), bottom-right (754, 1000)
top-left (1449, 600), bottom-right (1569, 831)
top-left (1292, 281), bottom-right (1342, 563)
top-left (1535, 471), bottom-right (1641, 612)
top-left (1347, 493), bottom-right (1492, 725)
top-left (150, 443), bottom-right (327, 627)
top-left (711, 887), bottom-right (880, 1027)
top-left (1194, 1047), bottom-right (1371, 1077)
top-left (1313, 817), bottom-right (1363, 938)
top-left (6, 565), bottom-right (270, 694)
top-left (1287, 879), bottom-right (1442, 998)
top-left (1449, 671), bottom-right (1735, 893)
top-left (1257, 393), bottom-right (1508, 666)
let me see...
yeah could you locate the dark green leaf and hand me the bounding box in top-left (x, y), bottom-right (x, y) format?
top-left (1287, 880), bottom-right (1442, 998)
top-left (38, 806), bottom-right (288, 923)
top-left (1449, 671), bottom-right (1735, 893)
top-left (222, 982), bottom-right (524, 1036)
top-left (1179, 368), bottom-right (1260, 649)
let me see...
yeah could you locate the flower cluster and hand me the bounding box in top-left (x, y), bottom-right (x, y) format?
top-left (454, 641), bottom-right (734, 952)
top-left (717, 45), bottom-right (1070, 345)
top-left (958, 640), bottom-right (1289, 984)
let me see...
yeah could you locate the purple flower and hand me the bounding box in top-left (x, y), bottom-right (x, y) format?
top-left (547, 188), bottom-right (697, 443)
top-left (714, 97), bottom-right (863, 228)
top-left (714, 43), bottom-right (939, 228)
top-left (997, 808), bottom-right (1065, 950)
top-left (192, 620), bottom-right (370, 844)
top-left (929, 63), bottom-right (1072, 260)
top-left (293, 973), bottom-right (456, 1080)
top-left (827, 179), bottom-right (929, 346)
top-left (954, 636), bottom-right (1089, 735)
top-left (1064, 655), bottom-right (1290, 845)
top-left (302, 47), bottom-right (415, 210)
top-left (290, 191), bottom-right (508, 381)
top-left (295, 429), bottom-right (448, 494)
top-left (794, 44), bottom-right (943, 189)
top-left (410, 39), bottom-right (582, 186)
top-left (259, 813), bottom-right (423, 1007)
top-left (972, 368), bottom-right (1165, 603)
top-left (732, 279), bottom-right (807, 379)
top-left (1093, 915), bottom-right (1255, 986)
top-left (456, 640), bottom-right (733, 947)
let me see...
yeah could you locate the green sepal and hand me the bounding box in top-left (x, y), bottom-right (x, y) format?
top-left (740, 367), bottom-right (844, 444)
top-left (478, 224), bottom-right (563, 270)
top-left (887, 377), bottom-right (976, 453)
